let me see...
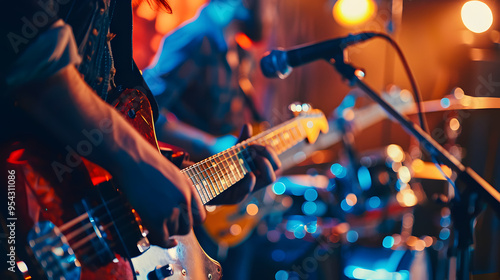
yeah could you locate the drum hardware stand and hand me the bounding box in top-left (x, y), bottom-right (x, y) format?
top-left (329, 52), bottom-right (500, 280)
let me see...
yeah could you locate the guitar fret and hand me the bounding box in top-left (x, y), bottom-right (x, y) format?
top-left (196, 164), bottom-right (217, 197)
top-left (203, 161), bottom-right (218, 198)
top-left (224, 150), bottom-right (239, 184)
top-left (200, 162), bottom-right (215, 198)
top-left (228, 148), bottom-right (244, 180)
top-left (218, 154), bottom-right (231, 191)
top-left (181, 112), bottom-right (326, 205)
top-left (188, 167), bottom-right (212, 202)
top-left (203, 163), bottom-right (221, 197)
top-left (210, 157), bottom-right (225, 194)
top-left (238, 144), bottom-right (254, 172)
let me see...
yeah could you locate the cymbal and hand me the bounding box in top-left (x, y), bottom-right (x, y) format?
top-left (405, 94), bottom-right (500, 114)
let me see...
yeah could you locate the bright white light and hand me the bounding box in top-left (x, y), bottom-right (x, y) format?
top-left (461, 1), bottom-right (493, 33)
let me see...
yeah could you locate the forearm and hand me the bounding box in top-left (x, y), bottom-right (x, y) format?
top-left (13, 65), bottom-right (180, 179)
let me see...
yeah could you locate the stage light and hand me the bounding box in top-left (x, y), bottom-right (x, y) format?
top-left (382, 236), bottom-right (395, 248)
top-left (461, 1), bottom-right (493, 33)
top-left (333, 0), bottom-right (377, 27)
top-left (246, 203), bottom-right (259, 216)
top-left (387, 144), bottom-right (404, 162)
top-left (304, 189), bottom-right (318, 201)
top-left (346, 230), bottom-right (359, 243)
top-left (357, 166), bottom-right (372, 190)
top-left (302, 201), bottom-right (317, 215)
top-left (331, 163), bottom-right (347, 178)
top-left (439, 228), bottom-right (451, 240)
top-left (440, 97), bottom-right (451, 108)
top-left (368, 196), bottom-right (381, 208)
top-left (272, 182), bottom-right (286, 195)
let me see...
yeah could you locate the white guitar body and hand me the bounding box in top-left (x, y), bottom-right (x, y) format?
top-left (132, 230), bottom-right (222, 280)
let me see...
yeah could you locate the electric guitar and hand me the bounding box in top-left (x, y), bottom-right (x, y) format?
top-left (5, 89), bottom-right (328, 280)
top-left (202, 90), bottom-right (416, 247)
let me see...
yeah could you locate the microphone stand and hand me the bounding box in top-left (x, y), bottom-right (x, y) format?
top-left (329, 54), bottom-right (500, 280)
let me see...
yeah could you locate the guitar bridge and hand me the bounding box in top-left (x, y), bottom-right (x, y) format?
top-left (27, 221), bottom-right (81, 280)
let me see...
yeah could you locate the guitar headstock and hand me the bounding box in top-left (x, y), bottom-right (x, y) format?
top-left (289, 103), bottom-right (329, 144)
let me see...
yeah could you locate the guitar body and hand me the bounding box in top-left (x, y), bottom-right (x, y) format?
top-left (3, 89), bottom-right (220, 280)
top-left (132, 231), bottom-right (222, 280)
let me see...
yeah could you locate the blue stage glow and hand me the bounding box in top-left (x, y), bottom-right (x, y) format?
top-left (286, 219), bottom-right (303, 232)
top-left (305, 220), bottom-right (318, 233)
top-left (294, 227), bottom-right (307, 239)
top-left (272, 249), bottom-right (286, 262)
top-left (382, 236), bottom-right (395, 248)
top-left (357, 166), bottom-right (372, 190)
top-left (344, 266), bottom-right (410, 280)
top-left (304, 189), bottom-right (318, 201)
top-left (440, 97), bottom-right (451, 108)
top-left (302, 201), bottom-right (317, 216)
top-left (275, 270), bottom-right (289, 280)
top-left (368, 196), bottom-right (381, 209)
top-left (272, 182), bottom-right (286, 195)
top-left (346, 230), bottom-right (359, 243)
top-left (314, 201), bottom-right (327, 216)
top-left (440, 216), bottom-right (451, 227)
top-left (439, 228), bottom-right (450, 240)
top-left (331, 163), bottom-right (347, 178)
top-left (341, 199), bottom-right (353, 212)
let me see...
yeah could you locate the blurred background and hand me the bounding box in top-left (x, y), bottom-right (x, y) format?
top-left (133, 0), bottom-right (500, 279)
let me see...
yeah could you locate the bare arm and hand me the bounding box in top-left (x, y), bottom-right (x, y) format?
top-left (12, 65), bottom-right (205, 247)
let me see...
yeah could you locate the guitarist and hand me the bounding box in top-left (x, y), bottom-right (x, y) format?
top-left (0, 0), bottom-right (280, 278)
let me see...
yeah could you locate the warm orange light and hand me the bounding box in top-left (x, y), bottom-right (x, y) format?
top-left (246, 203), bottom-right (259, 216)
top-left (461, 1), bottom-right (493, 33)
top-left (346, 193), bottom-right (358, 206)
top-left (136, 1), bottom-right (157, 21)
top-left (235, 32), bottom-right (253, 50)
top-left (333, 0), bottom-right (377, 27)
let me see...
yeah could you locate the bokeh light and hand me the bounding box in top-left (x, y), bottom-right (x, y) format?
top-left (333, 0), bottom-right (377, 27)
top-left (461, 1), bottom-right (493, 33)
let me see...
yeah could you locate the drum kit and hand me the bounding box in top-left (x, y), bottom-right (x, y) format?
top-left (214, 88), bottom-right (500, 279)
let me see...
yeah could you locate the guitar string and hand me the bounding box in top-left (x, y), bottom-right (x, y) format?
top-left (31, 113), bottom-right (319, 264)
top-left (184, 118), bottom-right (309, 203)
top-left (32, 195), bottom-right (124, 246)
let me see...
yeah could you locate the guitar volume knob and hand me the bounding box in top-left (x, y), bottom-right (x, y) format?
top-left (147, 264), bottom-right (174, 280)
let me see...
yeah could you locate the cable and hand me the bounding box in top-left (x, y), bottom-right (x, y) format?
top-left (369, 33), bottom-right (430, 134)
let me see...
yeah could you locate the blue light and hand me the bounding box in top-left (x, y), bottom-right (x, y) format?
top-left (341, 199), bottom-right (353, 212)
top-left (314, 201), bottom-right (328, 216)
top-left (345, 266), bottom-right (410, 280)
top-left (294, 227), bottom-right (306, 239)
top-left (357, 166), bottom-right (372, 190)
top-left (305, 221), bottom-right (318, 233)
top-left (382, 236), bottom-right (395, 248)
top-left (304, 189), bottom-right (318, 201)
top-left (331, 163), bottom-right (347, 178)
top-left (440, 97), bottom-right (451, 108)
top-left (346, 230), bottom-right (359, 243)
top-left (275, 270), bottom-right (289, 280)
top-left (440, 216), bottom-right (451, 227)
top-left (395, 179), bottom-right (404, 191)
top-left (439, 228), bottom-right (451, 240)
top-left (368, 196), bottom-right (381, 209)
top-left (272, 182), bottom-right (286, 195)
top-left (302, 201), bottom-right (317, 216)
top-left (272, 249), bottom-right (286, 262)
top-left (286, 219), bottom-right (303, 232)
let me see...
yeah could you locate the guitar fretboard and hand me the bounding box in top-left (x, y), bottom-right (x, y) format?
top-left (181, 115), bottom-right (316, 204)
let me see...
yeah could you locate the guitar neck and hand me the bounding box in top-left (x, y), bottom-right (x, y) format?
top-left (181, 116), bottom-right (311, 205)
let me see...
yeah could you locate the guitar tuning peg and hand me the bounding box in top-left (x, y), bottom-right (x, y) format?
top-left (289, 102), bottom-right (302, 117)
top-left (289, 102), bottom-right (313, 116)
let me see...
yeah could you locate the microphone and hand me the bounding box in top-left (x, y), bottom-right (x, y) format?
top-left (260, 32), bottom-right (377, 79)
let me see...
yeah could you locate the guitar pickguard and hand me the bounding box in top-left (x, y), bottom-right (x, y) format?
top-left (131, 230), bottom-right (222, 280)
